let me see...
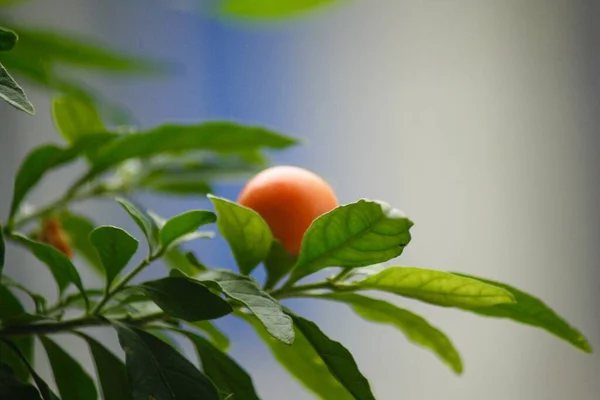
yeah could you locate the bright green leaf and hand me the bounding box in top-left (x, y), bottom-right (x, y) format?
top-left (264, 240), bottom-right (297, 290)
top-left (238, 312), bottom-right (353, 400)
top-left (0, 62), bottom-right (33, 114)
top-left (177, 329), bottom-right (260, 400)
top-left (288, 199), bottom-right (413, 285)
top-left (40, 336), bottom-right (98, 400)
top-left (139, 277), bottom-right (232, 321)
top-left (163, 248), bottom-right (207, 276)
top-left (208, 194), bottom-right (273, 275)
top-left (51, 94), bottom-right (105, 143)
top-left (115, 197), bottom-right (158, 252)
top-left (353, 266), bottom-right (515, 309)
top-left (0, 362), bottom-right (42, 400)
top-left (113, 322), bottom-right (220, 400)
top-left (0, 27), bottom-right (17, 52)
top-left (59, 212), bottom-right (103, 276)
top-left (455, 273), bottom-right (592, 353)
top-left (188, 321), bottom-right (230, 352)
top-left (0, 286), bottom-right (32, 382)
top-left (221, 0), bottom-right (338, 19)
top-left (160, 210), bottom-right (216, 250)
top-left (197, 269), bottom-right (294, 344)
top-left (89, 225), bottom-right (138, 289)
top-left (317, 292), bottom-right (463, 374)
top-left (77, 332), bottom-right (132, 400)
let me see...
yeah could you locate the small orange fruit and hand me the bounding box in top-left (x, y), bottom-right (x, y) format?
top-left (238, 165), bottom-right (338, 255)
top-left (39, 218), bottom-right (73, 259)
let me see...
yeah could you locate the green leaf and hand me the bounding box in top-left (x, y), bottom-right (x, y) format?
top-left (221, 0), bottom-right (338, 19)
top-left (0, 286), bottom-right (32, 382)
top-left (0, 340), bottom-right (59, 400)
top-left (264, 240), bottom-right (297, 290)
top-left (197, 269), bottom-right (294, 344)
top-left (288, 199), bottom-right (413, 285)
top-left (289, 311), bottom-right (375, 399)
top-left (317, 293), bottom-right (463, 374)
top-left (238, 312), bottom-right (353, 400)
top-left (59, 212), bottom-right (103, 276)
top-left (0, 62), bottom-right (33, 115)
top-left (89, 225), bottom-right (139, 289)
top-left (160, 210), bottom-right (216, 250)
top-left (77, 332), bottom-right (132, 400)
top-left (9, 134), bottom-right (116, 220)
top-left (163, 248), bottom-right (206, 276)
top-left (113, 322), bottom-right (220, 400)
top-left (0, 225), bottom-right (5, 279)
top-left (142, 178), bottom-right (212, 196)
top-left (12, 235), bottom-right (87, 304)
top-left (0, 27), bottom-right (17, 52)
top-left (208, 194), bottom-right (273, 275)
top-left (188, 321), bottom-right (230, 352)
top-left (40, 336), bottom-right (98, 400)
top-left (52, 94), bottom-right (105, 143)
top-left (0, 362), bottom-right (42, 400)
top-left (89, 122), bottom-right (298, 174)
top-left (353, 266), bottom-right (515, 309)
top-left (115, 197), bottom-right (158, 252)
top-left (139, 277), bottom-right (232, 321)
top-left (177, 329), bottom-right (260, 400)
top-left (454, 273), bottom-right (592, 353)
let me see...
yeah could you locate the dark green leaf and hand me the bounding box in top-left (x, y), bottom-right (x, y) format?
top-left (51, 94), bottom-right (105, 143)
top-left (264, 240), bottom-right (297, 290)
top-left (115, 197), bottom-right (158, 252)
top-left (0, 340), bottom-right (59, 400)
top-left (188, 321), bottom-right (230, 352)
top-left (12, 235), bottom-right (87, 304)
top-left (0, 362), bottom-right (42, 400)
top-left (197, 269), bottom-right (293, 344)
top-left (177, 329), bottom-right (260, 400)
top-left (40, 336), bottom-right (97, 400)
top-left (113, 322), bottom-right (220, 400)
top-left (77, 332), bottom-right (132, 400)
top-left (353, 266), bottom-right (515, 309)
top-left (455, 273), bottom-right (592, 353)
top-left (160, 210), bottom-right (216, 250)
top-left (59, 212), bottom-right (103, 275)
top-left (317, 292), bottom-right (463, 373)
top-left (0, 275), bottom-right (46, 314)
top-left (0, 226), bottom-right (5, 279)
top-left (221, 0), bottom-right (338, 19)
top-left (208, 195), bottom-right (272, 275)
top-left (0, 27), bottom-right (17, 52)
top-left (144, 329), bottom-right (184, 354)
top-left (0, 286), bottom-right (32, 382)
top-left (238, 312), bottom-right (352, 400)
top-left (139, 277), bottom-right (232, 321)
top-left (288, 200), bottom-right (413, 284)
top-left (0, 63), bottom-right (33, 115)
top-left (163, 248), bottom-right (206, 276)
top-left (89, 225), bottom-right (139, 288)
top-left (89, 122), bottom-right (297, 174)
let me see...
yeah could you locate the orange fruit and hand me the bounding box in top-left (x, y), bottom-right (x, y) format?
top-left (237, 165), bottom-right (338, 255)
top-left (39, 218), bottom-right (73, 259)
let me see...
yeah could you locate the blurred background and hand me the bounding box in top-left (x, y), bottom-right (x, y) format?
top-left (1, 0), bottom-right (599, 398)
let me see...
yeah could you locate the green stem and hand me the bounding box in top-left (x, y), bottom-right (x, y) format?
top-left (330, 268), bottom-right (352, 283)
top-left (269, 281), bottom-right (334, 299)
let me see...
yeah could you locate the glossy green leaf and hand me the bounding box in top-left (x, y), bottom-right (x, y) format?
top-left (0, 27), bottom-right (17, 52)
top-left (177, 329), bottom-right (260, 400)
top-left (288, 200), bottom-right (413, 284)
top-left (0, 63), bottom-right (33, 114)
top-left (77, 332), bottom-right (132, 400)
top-left (197, 269), bottom-right (294, 344)
top-left (289, 312), bottom-right (375, 399)
top-left (113, 322), bottom-right (220, 400)
top-left (189, 321), bottom-right (230, 352)
top-left (40, 336), bottom-right (98, 400)
top-left (163, 248), bottom-right (206, 276)
top-left (0, 225), bottom-right (5, 279)
top-left (317, 293), bottom-right (463, 373)
top-left (52, 94), bottom-right (105, 143)
top-left (139, 277), bottom-right (232, 321)
top-left (264, 240), bottom-right (297, 290)
top-left (238, 312), bottom-right (353, 400)
top-left (208, 194), bottom-right (273, 275)
top-left (0, 362), bottom-right (42, 400)
top-left (12, 235), bottom-right (87, 302)
top-left (221, 0), bottom-right (338, 19)
top-left (115, 197), bottom-right (158, 251)
top-left (0, 286), bottom-right (32, 382)
top-left (89, 225), bottom-right (139, 288)
top-left (0, 340), bottom-right (59, 400)
top-left (353, 267), bottom-right (515, 309)
top-left (455, 273), bottom-right (592, 353)
top-left (160, 210), bottom-right (216, 250)
top-left (89, 122), bottom-right (297, 174)
top-left (59, 212), bottom-right (103, 275)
